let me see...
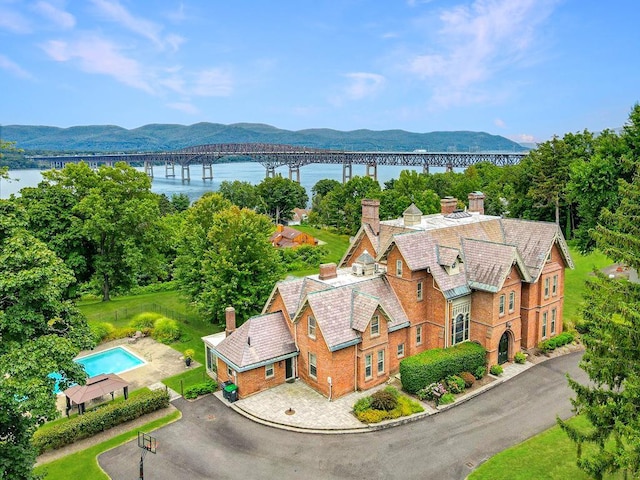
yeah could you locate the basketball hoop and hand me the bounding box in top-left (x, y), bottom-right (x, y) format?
top-left (137, 432), bottom-right (157, 479)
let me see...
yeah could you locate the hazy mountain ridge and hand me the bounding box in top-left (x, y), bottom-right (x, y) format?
top-left (2, 123), bottom-right (528, 152)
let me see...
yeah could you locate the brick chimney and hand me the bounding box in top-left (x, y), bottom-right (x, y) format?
top-left (225, 306), bottom-right (236, 337)
top-left (440, 196), bottom-right (458, 215)
top-left (468, 191), bottom-right (485, 215)
top-left (319, 263), bottom-right (338, 280)
top-left (361, 199), bottom-right (380, 235)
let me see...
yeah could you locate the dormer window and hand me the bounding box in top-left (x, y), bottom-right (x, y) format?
top-left (371, 315), bottom-right (380, 337)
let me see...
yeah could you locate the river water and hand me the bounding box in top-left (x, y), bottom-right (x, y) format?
top-left (0, 162), bottom-right (449, 202)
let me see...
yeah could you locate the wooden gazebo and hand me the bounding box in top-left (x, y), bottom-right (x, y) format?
top-left (63, 373), bottom-right (129, 416)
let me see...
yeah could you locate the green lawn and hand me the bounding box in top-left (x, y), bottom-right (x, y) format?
top-left (34, 410), bottom-right (181, 480)
top-left (287, 224), bottom-right (351, 276)
top-left (469, 416), bottom-right (624, 480)
top-left (161, 365), bottom-right (212, 395)
top-left (563, 247), bottom-right (611, 328)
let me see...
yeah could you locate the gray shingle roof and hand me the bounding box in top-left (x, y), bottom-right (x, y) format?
top-left (462, 238), bottom-right (530, 291)
top-left (213, 311), bottom-right (297, 371)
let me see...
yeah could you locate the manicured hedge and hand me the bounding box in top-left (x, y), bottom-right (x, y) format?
top-left (400, 342), bottom-right (486, 394)
top-left (184, 380), bottom-right (217, 399)
top-left (539, 331), bottom-right (575, 353)
top-left (33, 388), bottom-right (170, 454)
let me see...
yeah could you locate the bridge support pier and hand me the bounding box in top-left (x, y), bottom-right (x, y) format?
top-left (366, 162), bottom-right (377, 181)
top-left (423, 163), bottom-right (429, 175)
top-left (342, 163), bottom-right (352, 183)
top-left (266, 166), bottom-right (276, 178)
top-left (288, 165), bottom-right (300, 183)
top-left (165, 161), bottom-right (175, 178)
top-left (144, 161), bottom-right (154, 178)
top-left (181, 164), bottom-right (190, 181)
top-left (445, 164), bottom-right (453, 173)
top-left (202, 163), bottom-right (213, 180)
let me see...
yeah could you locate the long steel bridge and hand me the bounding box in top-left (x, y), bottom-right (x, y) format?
top-left (29, 143), bottom-right (528, 183)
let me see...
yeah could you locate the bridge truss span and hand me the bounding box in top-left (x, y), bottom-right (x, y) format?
top-left (29, 143), bottom-right (528, 183)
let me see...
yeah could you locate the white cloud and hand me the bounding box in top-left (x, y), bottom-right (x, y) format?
top-left (191, 68), bottom-right (233, 97)
top-left (494, 118), bottom-right (506, 128)
top-left (343, 72), bottom-right (386, 100)
top-left (0, 6), bottom-right (32, 33)
top-left (510, 133), bottom-right (537, 143)
top-left (407, 0), bottom-right (558, 108)
top-left (167, 102), bottom-right (199, 114)
top-left (90, 0), bottom-right (181, 51)
top-left (32, 1), bottom-right (75, 29)
top-left (0, 53), bottom-right (33, 79)
top-left (41, 36), bottom-right (154, 93)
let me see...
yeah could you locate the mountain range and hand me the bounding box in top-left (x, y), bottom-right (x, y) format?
top-left (1, 123), bottom-right (528, 153)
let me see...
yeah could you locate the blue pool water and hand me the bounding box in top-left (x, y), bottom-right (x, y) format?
top-left (52, 346), bottom-right (146, 394)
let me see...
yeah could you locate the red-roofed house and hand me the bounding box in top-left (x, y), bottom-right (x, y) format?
top-left (269, 224), bottom-right (318, 248)
top-left (204, 193), bottom-right (573, 399)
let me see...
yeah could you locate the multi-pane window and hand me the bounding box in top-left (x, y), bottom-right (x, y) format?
top-left (396, 259), bottom-right (403, 277)
top-left (377, 350), bottom-right (385, 374)
top-left (416, 325), bottom-right (423, 346)
top-left (308, 352), bottom-right (317, 379)
top-left (397, 343), bottom-right (405, 358)
top-left (544, 278), bottom-right (550, 299)
top-left (551, 308), bottom-right (557, 334)
top-left (499, 294), bottom-right (505, 315)
top-left (265, 363), bottom-right (274, 378)
top-left (452, 300), bottom-right (471, 345)
top-left (365, 353), bottom-right (372, 379)
top-left (308, 315), bottom-right (316, 339)
top-left (227, 365), bottom-right (234, 378)
top-left (542, 312), bottom-right (548, 338)
top-left (370, 315), bottom-right (380, 337)
top-left (509, 291), bottom-right (515, 312)
top-left (417, 281), bottom-right (423, 301)
top-left (552, 275), bottom-right (558, 296)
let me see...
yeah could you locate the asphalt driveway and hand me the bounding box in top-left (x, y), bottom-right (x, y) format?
top-left (99, 351), bottom-right (586, 480)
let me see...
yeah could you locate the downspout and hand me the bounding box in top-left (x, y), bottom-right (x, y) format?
top-left (354, 346), bottom-right (358, 393)
top-left (294, 322), bottom-right (299, 378)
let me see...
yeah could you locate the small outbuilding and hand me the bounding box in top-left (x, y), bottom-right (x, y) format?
top-left (63, 373), bottom-right (130, 416)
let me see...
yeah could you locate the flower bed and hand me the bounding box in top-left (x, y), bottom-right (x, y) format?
top-left (353, 386), bottom-right (424, 424)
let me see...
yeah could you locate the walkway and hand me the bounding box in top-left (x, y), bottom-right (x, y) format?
top-left (220, 358), bottom-right (536, 433)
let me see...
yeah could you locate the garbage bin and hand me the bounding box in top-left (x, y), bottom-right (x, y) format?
top-left (223, 383), bottom-right (238, 403)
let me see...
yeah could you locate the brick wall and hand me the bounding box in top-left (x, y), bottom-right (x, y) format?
top-left (216, 357), bottom-right (289, 399)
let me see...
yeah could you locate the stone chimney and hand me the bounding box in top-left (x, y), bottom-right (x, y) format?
top-left (440, 196), bottom-right (458, 215)
top-left (361, 199), bottom-right (380, 235)
top-left (468, 191), bottom-right (485, 214)
top-left (319, 263), bottom-right (338, 280)
top-left (225, 306), bottom-right (236, 337)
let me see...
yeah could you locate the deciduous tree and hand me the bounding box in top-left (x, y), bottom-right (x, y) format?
top-left (255, 176), bottom-right (308, 224)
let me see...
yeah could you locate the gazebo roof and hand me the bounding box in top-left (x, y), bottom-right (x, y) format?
top-left (64, 373), bottom-right (129, 405)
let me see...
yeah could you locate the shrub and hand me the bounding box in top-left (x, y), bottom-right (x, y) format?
top-left (356, 409), bottom-right (389, 424)
top-left (90, 322), bottom-right (115, 343)
top-left (383, 385), bottom-right (399, 399)
top-left (474, 366), bottom-right (486, 380)
top-left (460, 372), bottom-right (475, 388)
top-left (129, 312), bottom-right (162, 330)
top-left (439, 393), bottom-right (455, 405)
top-left (445, 375), bottom-right (465, 394)
top-left (152, 317), bottom-right (181, 343)
top-left (514, 351), bottom-right (527, 364)
top-left (183, 349), bottom-right (195, 361)
top-left (416, 382), bottom-right (447, 401)
top-left (33, 389), bottom-right (169, 454)
top-left (353, 396), bottom-right (372, 413)
top-left (539, 332), bottom-right (575, 353)
top-left (184, 380), bottom-right (217, 399)
top-left (490, 364), bottom-right (504, 376)
top-left (370, 390), bottom-right (398, 411)
top-left (399, 342), bottom-right (486, 394)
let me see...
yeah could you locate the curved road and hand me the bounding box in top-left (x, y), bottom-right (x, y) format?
top-left (100, 352), bottom-right (585, 480)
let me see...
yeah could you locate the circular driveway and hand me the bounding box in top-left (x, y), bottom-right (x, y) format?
top-left (100, 352), bottom-right (586, 480)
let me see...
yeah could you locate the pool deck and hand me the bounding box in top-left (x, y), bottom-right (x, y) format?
top-left (56, 337), bottom-right (194, 413)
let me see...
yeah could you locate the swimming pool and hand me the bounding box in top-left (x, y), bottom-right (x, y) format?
top-left (53, 346), bottom-right (146, 393)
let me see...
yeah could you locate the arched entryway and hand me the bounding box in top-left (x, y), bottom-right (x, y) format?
top-left (498, 331), bottom-right (509, 364)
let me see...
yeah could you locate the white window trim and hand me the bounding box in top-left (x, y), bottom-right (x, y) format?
top-left (416, 325), bottom-right (423, 346)
top-left (308, 315), bottom-right (316, 339)
top-left (377, 350), bottom-right (385, 374)
top-left (371, 315), bottom-right (380, 337)
top-left (552, 275), bottom-right (558, 296)
top-left (509, 291), bottom-right (515, 312)
top-left (544, 278), bottom-right (550, 299)
top-left (308, 352), bottom-right (317, 379)
top-left (542, 312), bottom-right (548, 339)
top-left (365, 353), bottom-right (373, 379)
top-left (265, 363), bottom-right (275, 379)
top-left (499, 294), bottom-right (505, 315)
top-left (397, 343), bottom-right (405, 358)
top-left (396, 259), bottom-right (403, 277)
top-left (417, 281), bottom-right (423, 301)
top-left (551, 308), bottom-right (557, 334)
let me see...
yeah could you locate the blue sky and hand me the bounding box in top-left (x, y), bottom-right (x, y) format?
top-left (0, 0), bottom-right (638, 143)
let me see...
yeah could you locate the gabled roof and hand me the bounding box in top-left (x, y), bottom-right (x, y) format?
top-left (291, 273), bottom-right (410, 351)
top-left (339, 223), bottom-right (380, 267)
top-left (437, 245), bottom-right (461, 267)
top-left (462, 238), bottom-right (531, 292)
top-left (213, 311), bottom-right (297, 372)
